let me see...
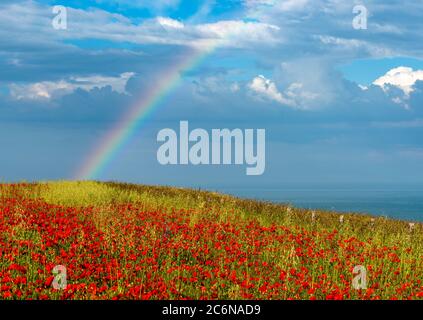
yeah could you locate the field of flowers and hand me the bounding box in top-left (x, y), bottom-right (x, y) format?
top-left (0, 181), bottom-right (422, 300)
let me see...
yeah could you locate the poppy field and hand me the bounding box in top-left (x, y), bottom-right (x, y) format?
top-left (0, 181), bottom-right (422, 300)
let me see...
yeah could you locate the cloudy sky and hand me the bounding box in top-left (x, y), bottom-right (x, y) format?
top-left (1, 0), bottom-right (423, 189)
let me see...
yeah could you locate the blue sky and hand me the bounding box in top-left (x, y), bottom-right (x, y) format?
top-left (1, 0), bottom-right (423, 189)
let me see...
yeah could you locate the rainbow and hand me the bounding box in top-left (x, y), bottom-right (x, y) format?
top-left (75, 44), bottom-right (215, 180)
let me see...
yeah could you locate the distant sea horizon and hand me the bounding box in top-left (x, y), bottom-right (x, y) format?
top-left (209, 184), bottom-right (423, 222)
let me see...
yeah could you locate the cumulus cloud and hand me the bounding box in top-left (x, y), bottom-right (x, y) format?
top-left (284, 82), bottom-right (319, 103)
top-left (9, 72), bottom-right (134, 100)
top-left (248, 75), bottom-right (296, 107)
top-left (373, 67), bottom-right (423, 96)
top-left (157, 16), bottom-right (184, 30)
top-left (274, 59), bottom-right (343, 109)
top-left (1, 0), bottom-right (423, 119)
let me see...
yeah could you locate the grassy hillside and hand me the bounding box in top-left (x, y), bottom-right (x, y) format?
top-left (0, 181), bottom-right (422, 300)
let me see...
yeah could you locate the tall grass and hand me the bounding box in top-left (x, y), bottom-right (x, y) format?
top-left (0, 181), bottom-right (422, 299)
top-left (35, 181), bottom-right (423, 254)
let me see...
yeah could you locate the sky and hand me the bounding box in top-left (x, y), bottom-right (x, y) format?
top-left (1, 0), bottom-right (423, 190)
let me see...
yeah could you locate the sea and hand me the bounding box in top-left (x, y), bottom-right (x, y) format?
top-left (215, 185), bottom-right (423, 222)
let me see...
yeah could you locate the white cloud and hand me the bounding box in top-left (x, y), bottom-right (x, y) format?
top-left (248, 75), bottom-right (296, 107)
top-left (195, 20), bottom-right (280, 47)
top-left (157, 17), bottom-right (184, 30)
top-left (10, 72), bottom-right (134, 100)
top-left (373, 67), bottom-right (423, 96)
top-left (285, 82), bottom-right (319, 101)
top-left (274, 59), bottom-right (337, 109)
top-left (0, 2), bottom-right (281, 50)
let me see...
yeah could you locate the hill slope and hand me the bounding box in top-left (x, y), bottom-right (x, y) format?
top-left (0, 181), bottom-right (422, 299)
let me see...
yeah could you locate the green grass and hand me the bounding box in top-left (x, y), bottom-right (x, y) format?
top-left (33, 180), bottom-right (423, 250)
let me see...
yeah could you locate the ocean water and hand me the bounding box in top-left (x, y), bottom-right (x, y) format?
top-left (217, 186), bottom-right (423, 222)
